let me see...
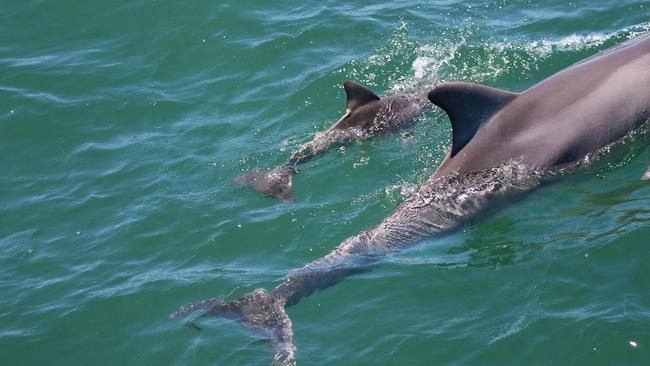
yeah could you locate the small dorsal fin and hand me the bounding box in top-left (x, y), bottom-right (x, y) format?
top-left (428, 82), bottom-right (518, 156)
top-left (344, 80), bottom-right (380, 111)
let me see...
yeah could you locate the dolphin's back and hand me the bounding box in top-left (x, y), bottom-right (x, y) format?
top-left (431, 34), bottom-right (650, 177)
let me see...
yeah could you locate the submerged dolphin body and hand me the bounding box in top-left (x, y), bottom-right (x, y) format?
top-left (235, 81), bottom-right (427, 202)
top-left (173, 34), bottom-right (650, 364)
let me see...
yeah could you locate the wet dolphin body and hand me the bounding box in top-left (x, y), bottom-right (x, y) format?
top-left (235, 81), bottom-right (427, 202)
top-left (172, 34), bottom-right (650, 364)
top-left (428, 35), bottom-right (650, 179)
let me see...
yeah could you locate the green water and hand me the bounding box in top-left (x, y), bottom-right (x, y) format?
top-left (2, 1), bottom-right (650, 365)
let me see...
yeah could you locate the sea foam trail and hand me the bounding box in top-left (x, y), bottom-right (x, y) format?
top-left (396, 21), bottom-right (650, 91)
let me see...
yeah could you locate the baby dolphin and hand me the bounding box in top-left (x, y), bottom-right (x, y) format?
top-left (235, 80), bottom-right (427, 202)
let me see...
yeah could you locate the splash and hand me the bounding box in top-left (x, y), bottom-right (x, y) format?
top-left (491, 22), bottom-right (650, 58)
top-left (388, 21), bottom-right (650, 93)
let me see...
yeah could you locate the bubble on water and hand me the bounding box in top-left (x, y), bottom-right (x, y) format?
top-left (353, 156), bottom-right (370, 169)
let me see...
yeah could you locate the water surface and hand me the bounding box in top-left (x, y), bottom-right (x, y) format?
top-left (1, 1), bottom-right (649, 365)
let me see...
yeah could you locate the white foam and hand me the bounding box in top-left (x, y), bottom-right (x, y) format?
top-left (496, 21), bottom-right (650, 56)
top-left (512, 33), bottom-right (611, 56)
top-left (397, 22), bottom-right (650, 91)
top-left (391, 39), bottom-right (465, 94)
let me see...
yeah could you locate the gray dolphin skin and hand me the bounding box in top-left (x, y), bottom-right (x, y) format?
top-left (234, 80), bottom-right (426, 202)
top-left (172, 34), bottom-right (650, 365)
top-left (428, 34), bottom-right (650, 179)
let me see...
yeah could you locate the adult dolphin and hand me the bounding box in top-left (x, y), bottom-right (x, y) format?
top-left (172, 34), bottom-right (650, 364)
top-left (235, 80), bottom-right (427, 202)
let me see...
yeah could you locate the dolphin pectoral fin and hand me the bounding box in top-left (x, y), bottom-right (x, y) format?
top-left (234, 166), bottom-right (295, 202)
top-left (171, 289), bottom-right (295, 366)
top-left (344, 80), bottom-right (380, 111)
top-left (428, 82), bottom-right (518, 156)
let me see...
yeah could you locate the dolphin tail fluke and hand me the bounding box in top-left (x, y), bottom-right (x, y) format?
top-left (171, 289), bottom-right (295, 365)
top-left (169, 296), bottom-right (225, 324)
top-left (234, 165), bottom-right (296, 202)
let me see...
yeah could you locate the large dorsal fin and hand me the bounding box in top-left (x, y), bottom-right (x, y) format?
top-left (428, 82), bottom-right (518, 156)
top-left (344, 80), bottom-right (380, 111)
